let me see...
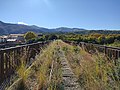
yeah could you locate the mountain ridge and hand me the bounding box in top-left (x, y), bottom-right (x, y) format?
top-left (0, 21), bottom-right (120, 35)
top-left (0, 21), bottom-right (86, 35)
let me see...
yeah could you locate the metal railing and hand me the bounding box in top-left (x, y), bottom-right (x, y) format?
top-left (0, 41), bottom-right (50, 87)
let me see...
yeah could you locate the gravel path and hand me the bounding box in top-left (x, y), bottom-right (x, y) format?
top-left (59, 48), bottom-right (81, 90)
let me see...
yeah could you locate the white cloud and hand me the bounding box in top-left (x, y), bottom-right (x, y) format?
top-left (17, 22), bottom-right (28, 25)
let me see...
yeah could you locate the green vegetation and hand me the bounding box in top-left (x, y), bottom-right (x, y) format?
top-left (23, 31), bottom-right (120, 47)
top-left (33, 33), bottom-right (120, 47)
top-left (58, 33), bottom-right (120, 45)
top-left (24, 31), bottom-right (37, 42)
top-left (108, 39), bottom-right (120, 47)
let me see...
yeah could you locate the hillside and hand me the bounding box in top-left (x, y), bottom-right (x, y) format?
top-left (74, 30), bottom-right (120, 34)
top-left (0, 21), bottom-right (85, 35)
top-left (0, 21), bottom-right (120, 35)
top-left (0, 21), bottom-right (49, 35)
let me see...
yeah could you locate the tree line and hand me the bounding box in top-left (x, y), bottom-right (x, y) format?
top-left (24, 31), bottom-right (120, 46)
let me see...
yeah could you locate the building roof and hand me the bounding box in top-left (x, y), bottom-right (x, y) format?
top-left (7, 39), bottom-right (17, 42)
top-left (10, 34), bottom-right (24, 36)
top-left (0, 36), bottom-right (8, 38)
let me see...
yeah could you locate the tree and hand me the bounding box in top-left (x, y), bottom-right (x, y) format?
top-left (24, 31), bottom-right (37, 41)
top-left (44, 34), bottom-right (58, 40)
top-left (98, 36), bottom-right (106, 44)
top-left (48, 34), bottom-right (58, 40)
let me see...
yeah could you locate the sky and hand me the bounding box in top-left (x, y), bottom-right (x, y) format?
top-left (0, 0), bottom-right (120, 30)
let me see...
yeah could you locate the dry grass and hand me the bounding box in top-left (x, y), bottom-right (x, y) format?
top-left (61, 41), bottom-right (120, 90)
top-left (8, 40), bottom-right (120, 90)
top-left (7, 49), bottom-right (32, 90)
top-left (48, 45), bottom-right (63, 90)
top-left (16, 40), bottom-right (63, 90)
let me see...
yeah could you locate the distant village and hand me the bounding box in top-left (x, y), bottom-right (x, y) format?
top-left (0, 34), bottom-right (25, 44)
top-left (0, 34), bottom-right (26, 48)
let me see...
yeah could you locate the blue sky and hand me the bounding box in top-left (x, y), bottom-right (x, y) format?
top-left (0, 0), bottom-right (120, 29)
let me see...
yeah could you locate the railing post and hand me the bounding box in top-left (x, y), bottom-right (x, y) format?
top-left (104, 46), bottom-right (107, 55)
top-left (0, 52), bottom-right (4, 84)
top-left (118, 51), bottom-right (120, 59)
top-left (0, 52), bottom-right (3, 84)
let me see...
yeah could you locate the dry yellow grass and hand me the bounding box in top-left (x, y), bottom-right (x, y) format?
top-left (60, 40), bottom-right (120, 90)
top-left (8, 40), bottom-right (120, 90)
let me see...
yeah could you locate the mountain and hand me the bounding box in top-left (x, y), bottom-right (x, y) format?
top-left (0, 21), bottom-right (120, 35)
top-left (0, 21), bottom-right (86, 35)
top-left (53, 27), bottom-right (85, 32)
top-left (73, 30), bottom-right (120, 35)
top-left (0, 21), bottom-right (47, 35)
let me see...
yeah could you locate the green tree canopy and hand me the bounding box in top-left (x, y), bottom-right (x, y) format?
top-left (24, 31), bottom-right (37, 41)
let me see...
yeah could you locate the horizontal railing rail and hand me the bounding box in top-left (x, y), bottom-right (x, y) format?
top-left (63, 40), bottom-right (120, 60)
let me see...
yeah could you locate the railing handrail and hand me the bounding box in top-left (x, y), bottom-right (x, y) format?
top-left (63, 40), bottom-right (120, 60)
top-left (82, 42), bottom-right (120, 50)
top-left (0, 41), bottom-right (46, 51)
